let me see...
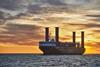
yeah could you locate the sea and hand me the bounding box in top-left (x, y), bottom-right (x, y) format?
top-left (0, 54), bottom-right (100, 67)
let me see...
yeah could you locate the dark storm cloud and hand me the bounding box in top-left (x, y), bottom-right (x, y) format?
top-left (32, 0), bottom-right (65, 5)
top-left (0, 11), bottom-right (5, 19)
top-left (0, 0), bottom-right (65, 12)
top-left (0, 0), bottom-right (100, 11)
top-left (0, 24), bottom-right (43, 45)
top-left (31, 0), bottom-right (99, 5)
top-left (0, 0), bottom-right (30, 10)
top-left (0, 0), bottom-right (30, 19)
top-left (34, 0), bottom-right (100, 9)
top-left (0, 0), bottom-right (99, 17)
top-left (0, 0), bottom-right (20, 10)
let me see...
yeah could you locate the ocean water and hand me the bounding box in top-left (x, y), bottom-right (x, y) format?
top-left (0, 54), bottom-right (100, 67)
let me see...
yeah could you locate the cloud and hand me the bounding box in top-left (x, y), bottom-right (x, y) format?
top-left (86, 42), bottom-right (100, 48)
top-left (31, 0), bottom-right (100, 6)
top-left (0, 11), bottom-right (5, 19)
top-left (0, 0), bottom-right (30, 10)
top-left (0, 0), bottom-right (99, 17)
top-left (31, 0), bottom-right (65, 5)
top-left (0, 24), bottom-right (43, 45)
top-left (86, 15), bottom-right (100, 17)
top-left (68, 23), bottom-right (100, 29)
top-left (30, 0), bottom-right (100, 9)
top-left (92, 30), bottom-right (100, 33)
top-left (0, 0), bottom-right (31, 18)
top-left (62, 0), bottom-right (90, 5)
top-left (0, 0), bottom-right (99, 47)
top-left (85, 14), bottom-right (100, 21)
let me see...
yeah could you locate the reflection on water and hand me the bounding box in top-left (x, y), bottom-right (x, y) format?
top-left (0, 54), bottom-right (100, 67)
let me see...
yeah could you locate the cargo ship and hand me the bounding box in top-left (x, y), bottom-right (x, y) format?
top-left (39, 27), bottom-right (85, 55)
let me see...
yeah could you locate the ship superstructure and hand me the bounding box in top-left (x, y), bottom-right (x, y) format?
top-left (39, 27), bottom-right (85, 55)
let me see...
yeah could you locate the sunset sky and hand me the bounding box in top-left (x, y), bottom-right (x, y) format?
top-left (0, 0), bottom-right (100, 54)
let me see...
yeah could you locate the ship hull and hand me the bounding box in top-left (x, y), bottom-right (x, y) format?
top-left (39, 46), bottom-right (85, 55)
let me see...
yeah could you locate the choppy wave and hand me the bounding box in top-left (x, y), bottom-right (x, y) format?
top-left (0, 54), bottom-right (100, 67)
